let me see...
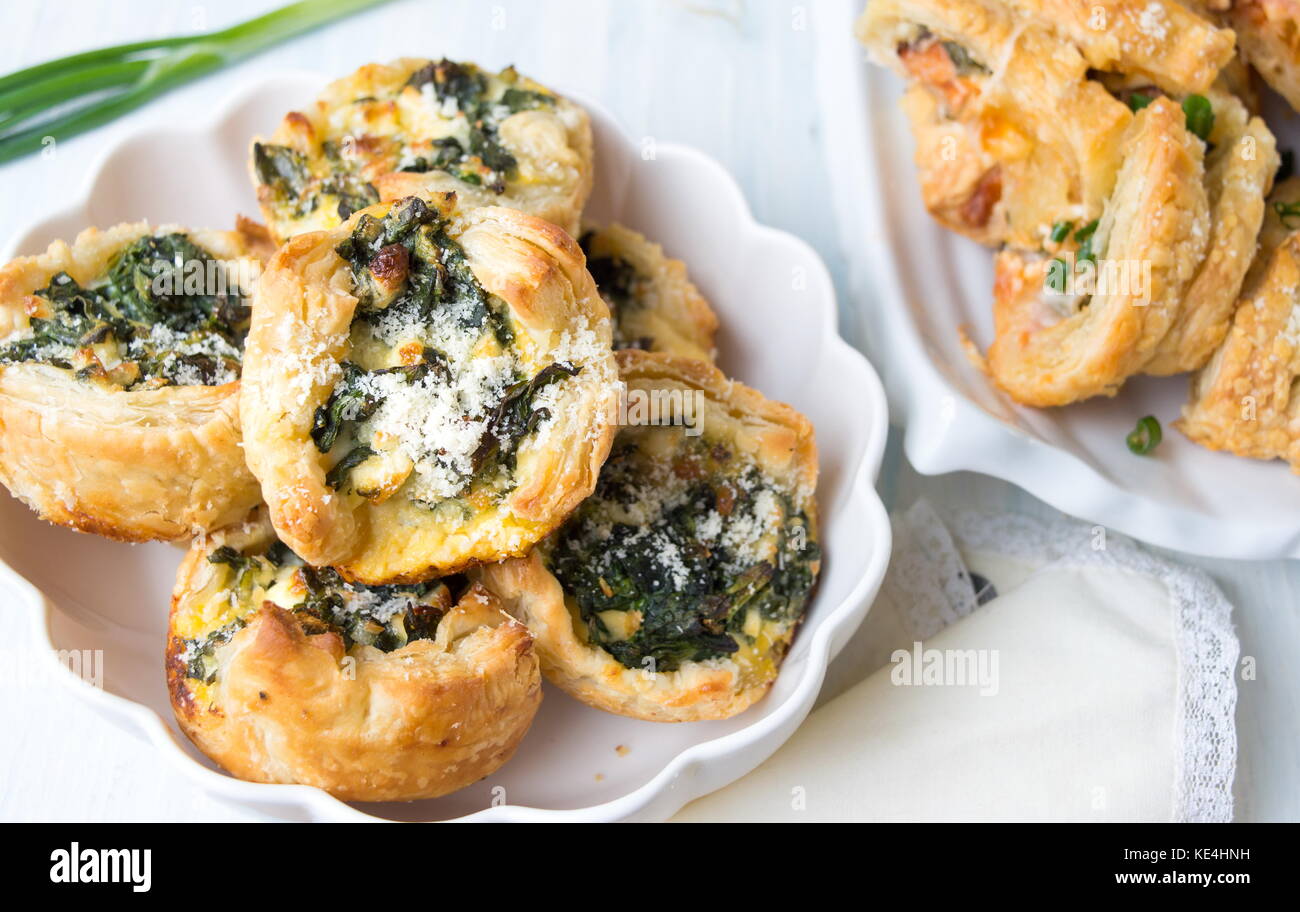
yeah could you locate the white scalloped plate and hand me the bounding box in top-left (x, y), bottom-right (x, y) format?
top-left (818, 0), bottom-right (1300, 560)
top-left (0, 73), bottom-right (890, 821)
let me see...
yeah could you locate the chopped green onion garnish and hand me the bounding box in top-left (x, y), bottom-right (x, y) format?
top-left (1127, 92), bottom-right (1154, 112)
top-left (1275, 201), bottom-right (1300, 228)
top-left (1049, 220), bottom-right (1074, 244)
top-left (1126, 416), bottom-right (1162, 455)
top-left (1045, 257), bottom-right (1069, 293)
top-left (1073, 219), bottom-right (1100, 265)
top-left (1182, 94), bottom-right (1214, 142)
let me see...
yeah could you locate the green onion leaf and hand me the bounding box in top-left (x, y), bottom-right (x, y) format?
top-left (1182, 94), bottom-right (1214, 142)
top-left (0, 0), bottom-right (391, 164)
top-left (1045, 257), bottom-right (1069, 293)
top-left (1073, 219), bottom-right (1100, 265)
top-left (1049, 220), bottom-right (1074, 244)
top-left (1127, 92), bottom-right (1154, 112)
top-left (1126, 416), bottom-right (1162, 455)
top-left (1275, 201), bottom-right (1300, 229)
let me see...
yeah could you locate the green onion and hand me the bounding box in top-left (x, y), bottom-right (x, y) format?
top-left (1045, 257), bottom-right (1068, 293)
top-left (1126, 416), bottom-right (1162, 455)
top-left (1127, 92), bottom-right (1154, 112)
top-left (1049, 220), bottom-right (1073, 244)
top-left (1275, 201), bottom-right (1300, 228)
top-left (0, 0), bottom-right (389, 164)
top-left (1074, 218), bottom-right (1100, 265)
top-left (1182, 94), bottom-right (1214, 142)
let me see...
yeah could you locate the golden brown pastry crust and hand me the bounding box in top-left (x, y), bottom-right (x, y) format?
top-left (1222, 0), bottom-right (1300, 113)
top-left (0, 222), bottom-right (264, 541)
top-left (252, 58), bottom-right (593, 242)
top-left (987, 99), bottom-right (1211, 406)
top-left (1145, 92), bottom-right (1278, 375)
top-left (474, 351), bottom-right (819, 722)
top-left (1178, 177), bottom-right (1300, 466)
top-left (166, 514), bottom-right (541, 802)
top-left (581, 223), bottom-right (719, 361)
top-left (240, 196), bottom-right (619, 584)
top-left (858, 0), bottom-right (1133, 249)
top-left (997, 0), bottom-right (1236, 95)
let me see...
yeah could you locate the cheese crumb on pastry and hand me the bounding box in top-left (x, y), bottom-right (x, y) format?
top-left (241, 193), bottom-right (619, 584)
top-left (579, 223), bottom-right (719, 361)
top-left (474, 351), bottom-right (819, 722)
top-left (0, 221), bottom-right (267, 541)
top-left (166, 510), bottom-right (541, 802)
top-left (251, 58), bottom-right (593, 243)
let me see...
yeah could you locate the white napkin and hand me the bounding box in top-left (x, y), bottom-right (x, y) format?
top-left (672, 502), bottom-right (1239, 822)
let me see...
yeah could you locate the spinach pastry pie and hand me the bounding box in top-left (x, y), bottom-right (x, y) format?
top-left (0, 221), bottom-right (268, 541)
top-left (580, 223), bottom-right (718, 362)
top-left (251, 57), bottom-right (592, 243)
top-left (241, 193), bottom-right (619, 585)
top-left (166, 510), bottom-right (541, 802)
top-left (474, 351), bottom-right (819, 722)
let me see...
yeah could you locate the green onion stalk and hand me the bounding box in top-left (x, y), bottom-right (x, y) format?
top-left (0, 0), bottom-right (389, 164)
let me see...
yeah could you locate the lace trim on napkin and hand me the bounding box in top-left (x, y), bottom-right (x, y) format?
top-left (886, 501), bottom-right (1239, 823)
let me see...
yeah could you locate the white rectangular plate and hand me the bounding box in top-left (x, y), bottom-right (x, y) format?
top-left (819, 0), bottom-right (1300, 560)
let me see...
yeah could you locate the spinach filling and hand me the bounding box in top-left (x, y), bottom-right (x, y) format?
top-left (0, 233), bottom-right (249, 388)
top-left (399, 59), bottom-right (557, 193)
top-left (579, 232), bottom-right (653, 350)
top-left (181, 541), bottom-right (454, 684)
top-left (253, 60), bottom-right (556, 222)
top-left (546, 438), bottom-right (819, 673)
top-left (315, 196), bottom-right (579, 501)
top-left (253, 140), bottom-right (381, 222)
top-left (250, 140), bottom-right (379, 223)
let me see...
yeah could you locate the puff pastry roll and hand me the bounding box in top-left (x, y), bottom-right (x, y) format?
top-left (1178, 178), bottom-right (1300, 467)
top-left (995, 0), bottom-right (1235, 96)
top-left (1142, 91), bottom-right (1278, 374)
top-left (241, 194), bottom-right (618, 585)
top-left (166, 511), bottom-right (541, 802)
top-left (474, 351), bottom-right (819, 722)
top-left (1215, 1), bottom-right (1300, 113)
top-left (858, 0), bottom-right (1132, 248)
top-left (987, 98), bottom-right (1211, 406)
top-left (0, 222), bottom-right (267, 541)
top-left (579, 224), bottom-right (718, 361)
top-left (251, 58), bottom-right (593, 243)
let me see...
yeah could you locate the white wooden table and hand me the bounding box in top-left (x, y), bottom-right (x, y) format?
top-left (0, 0), bottom-right (1294, 822)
